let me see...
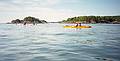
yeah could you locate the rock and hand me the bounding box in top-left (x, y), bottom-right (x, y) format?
top-left (112, 21), bottom-right (120, 24)
top-left (10, 16), bottom-right (47, 24)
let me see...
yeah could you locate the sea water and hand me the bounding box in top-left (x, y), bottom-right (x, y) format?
top-left (0, 23), bottom-right (120, 61)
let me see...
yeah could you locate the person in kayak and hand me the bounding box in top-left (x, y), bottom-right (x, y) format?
top-left (76, 22), bottom-right (81, 27)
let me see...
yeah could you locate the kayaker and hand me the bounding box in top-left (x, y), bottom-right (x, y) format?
top-left (76, 22), bottom-right (81, 27)
top-left (79, 22), bottom-right (81, 26)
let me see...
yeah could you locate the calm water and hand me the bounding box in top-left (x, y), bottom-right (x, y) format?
top-left (0, 23), bottom-right (120, 61)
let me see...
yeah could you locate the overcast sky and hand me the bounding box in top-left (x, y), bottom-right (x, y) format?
top-left (0, 0), bottom-right (120, 23)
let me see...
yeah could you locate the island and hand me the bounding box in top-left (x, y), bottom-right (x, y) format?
top-left (62, 16), bottom-right (120, 24)
top-left (8, 16), bottom-right (47, 24)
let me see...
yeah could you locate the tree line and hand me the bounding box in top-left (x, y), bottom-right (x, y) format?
top-left (62, 16), bottom-right (120, 24)
top-left (10, 16), bottom-right (47, 24)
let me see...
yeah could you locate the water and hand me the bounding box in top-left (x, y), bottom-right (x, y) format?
top-left (0, 23), bottom-right (120, 61)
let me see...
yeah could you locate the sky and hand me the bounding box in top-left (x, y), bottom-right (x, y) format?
top-left (0, 0), bottom-right (120, 23)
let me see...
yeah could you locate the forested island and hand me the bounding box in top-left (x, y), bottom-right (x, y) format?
top-left (7, 16), bottom-right (47, 24)
top-left (7, 16), bottom-right (120, 24)
top-left (62, 16), bottom-right (120, 24)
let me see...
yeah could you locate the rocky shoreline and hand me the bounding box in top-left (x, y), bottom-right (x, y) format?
top-left (7, 16), bottom-right (47, 24)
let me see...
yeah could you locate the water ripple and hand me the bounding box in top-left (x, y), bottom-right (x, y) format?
top-left (0, 24), bottom-right (120, 61)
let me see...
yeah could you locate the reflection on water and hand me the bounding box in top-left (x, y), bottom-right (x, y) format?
top-left (0, 24), bottom-right (120, 61)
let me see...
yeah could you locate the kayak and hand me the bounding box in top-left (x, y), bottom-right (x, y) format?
top-left (64, 26), bottom-right (92, 28)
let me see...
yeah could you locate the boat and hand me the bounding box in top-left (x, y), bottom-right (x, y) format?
top-left (64, 26), bottom-right (92, 28)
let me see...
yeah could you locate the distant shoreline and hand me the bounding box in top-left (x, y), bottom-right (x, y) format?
top-left (61, 16), bottom-right (120, 24)
top-left (5, 16), bottom-right (120, 24)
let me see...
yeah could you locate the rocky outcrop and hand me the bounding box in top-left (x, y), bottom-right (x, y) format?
top-left (11, 19), bottom-right (22, 24)
top-left (112, 21), bottom-right (120, 24)
top-left (10, 16), bottom-right (47, 24)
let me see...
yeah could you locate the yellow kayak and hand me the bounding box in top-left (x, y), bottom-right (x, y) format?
top-left (64, 26), bottom-right (92, 28)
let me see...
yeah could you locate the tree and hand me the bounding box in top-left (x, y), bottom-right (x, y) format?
top-left (11, 16), bottom-right (47, 24)
top-left (23, 16), bottom-right (46, 23)
top-left (62, 16), bottom-right (120, 24)
top-left (11, 19), bottom-right (21, 24)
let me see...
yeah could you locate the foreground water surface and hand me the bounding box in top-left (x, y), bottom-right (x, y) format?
top-left (0, 23), bottom-right (120, 61)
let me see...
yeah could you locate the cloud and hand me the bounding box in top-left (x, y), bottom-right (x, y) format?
top-left (0, 0), bottom-right (60, 7)
top-left (0, 6), bottom-right (78, 22)
top-left (6, 8), bottom-right (78, 22)
top-left (41, 0), bottom-right (60, 6)
top-left (0, 0), bottom-right (79, 22)
top-left (1, 0), bottom-right (119, 23)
